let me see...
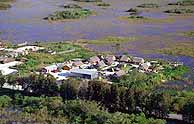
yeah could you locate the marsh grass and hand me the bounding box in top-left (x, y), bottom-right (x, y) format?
top-left (119, 16), bottom-right (176, 24)
top-left (168, 0), bottom-right (194, 6)
top-left (46, 9), bottom-right (92, 21)
top-left (78, 36), bottom-right (136, 45)
top-left (164, 8), bottom-right (194, 14)
top-left (96, 2), bottom-right (110, 7)
top-left (0, 2), bottom-right (11, 10)
top-left (158, 42), bottom-right (194, 57)
top-left (137, 3), bottom-right (160, 8)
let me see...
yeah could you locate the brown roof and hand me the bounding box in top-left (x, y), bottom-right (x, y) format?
top-left (89, 56), bottom-right (100, 64)
top-left (105, 55), bottom-right (116, 65)
top-left (72, 61), bottom-right (84, 67)
top-left (120, 55), bottom-right (129, 62)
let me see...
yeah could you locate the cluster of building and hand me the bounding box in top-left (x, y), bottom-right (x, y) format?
top-left (0, 42), bottom-right (44, 75)
top-left (41, 55), bottom-right (168, 82)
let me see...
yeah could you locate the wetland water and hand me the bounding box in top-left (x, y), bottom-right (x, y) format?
top-left (0, 0), bottom-right (193, 67)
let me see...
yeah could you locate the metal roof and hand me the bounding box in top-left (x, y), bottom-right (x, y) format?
top-left (70, 68), bottom-right (97, 75)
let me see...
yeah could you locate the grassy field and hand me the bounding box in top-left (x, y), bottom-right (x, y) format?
top-left (77, 36), bottom-right (136, 45)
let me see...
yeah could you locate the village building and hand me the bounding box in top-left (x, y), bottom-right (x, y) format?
top-left (98, 60), bottom-right (107, 68)
top-left (115, 70), bottom-right (126, 77)
top-left (0, 61), bottom-right (23, 75)
top-left (89, 56), bottom-right (100, 64)
top-left (0, 68), bottom-right (18, 75)
top-left (105, 55), bottom-right (116, 65)
top-left (132, 57), bottom-right (145, 64)
top-left (0, 57), bottom-right (15, 64)
top-left (63, 64), bottom-right (72, 70)
top-left (70, 68), bottom-right (98, 79)
top-left (120, 55), bottom-right (130, 62)
top-left (72, 61), bottom-right (84, 67)
top-left (42, 64), bottom-right (59, 73)
top-left (140, 62), bottom-right (151, 71)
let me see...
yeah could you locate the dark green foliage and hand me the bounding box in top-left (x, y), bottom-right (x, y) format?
top-left (0, 95), bottom-right (12, 108)
top-left (117, 66), bottom-right (188, 90)
top-left (0, 94), bottom-right (166, 124)
top-left (60, 78), bottom-right (80, 100)
top-left (24, 73), bottom-right (59, 96)
top-left (164, 8), bottom-right (194, 14)
top-left (182, 98), bottom-right (194, 123)
top-left (137, 3), bottom-right (160, 8)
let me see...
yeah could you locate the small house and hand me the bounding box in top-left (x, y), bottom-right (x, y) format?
top-left (120, 55), bottom-right (130, 62)
top-left (98, 60), bottom-right (107, 68)
top-left (105, 55), bottom-right (116, 65)
top-left (43, 65), bottom-right (58, 73)
top-left (89, 56), bottom-right (100, 64)
top-left (0, 68), bottom-right (18, 75)
top-left (63, 64), bottom-right (72, 70)
top-left (72, 61), bottom-right (84, 67)
top-left (114, 70), bottom-right (126, 77)
top-left (0, 57), bottom-right (15, 64)
top-left (132, 57), bottom-right (144, 64)
top-left (140, 62), bottom-right (151, 71)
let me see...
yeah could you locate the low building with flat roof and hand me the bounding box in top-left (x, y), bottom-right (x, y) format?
top-left (70, 68), bottom-right (98, 79)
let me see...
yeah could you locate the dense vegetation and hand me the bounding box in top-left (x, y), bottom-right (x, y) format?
top-left (46, 8), bottom-right (92, 21)
top-left (164, 8), bottom-right (194, 14)
top-left (168, 0), bottom-right (194, 6)
top-left (0, 0), bottom-right (13, 10)
top-left (137, 3), bottom-right (160, 8)
top-left (115, 65), bottom-right (188, 90)
top-left (0, 69), bottom-right (193, 123)
top-left (0, 95), bottom-right (165, 124)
